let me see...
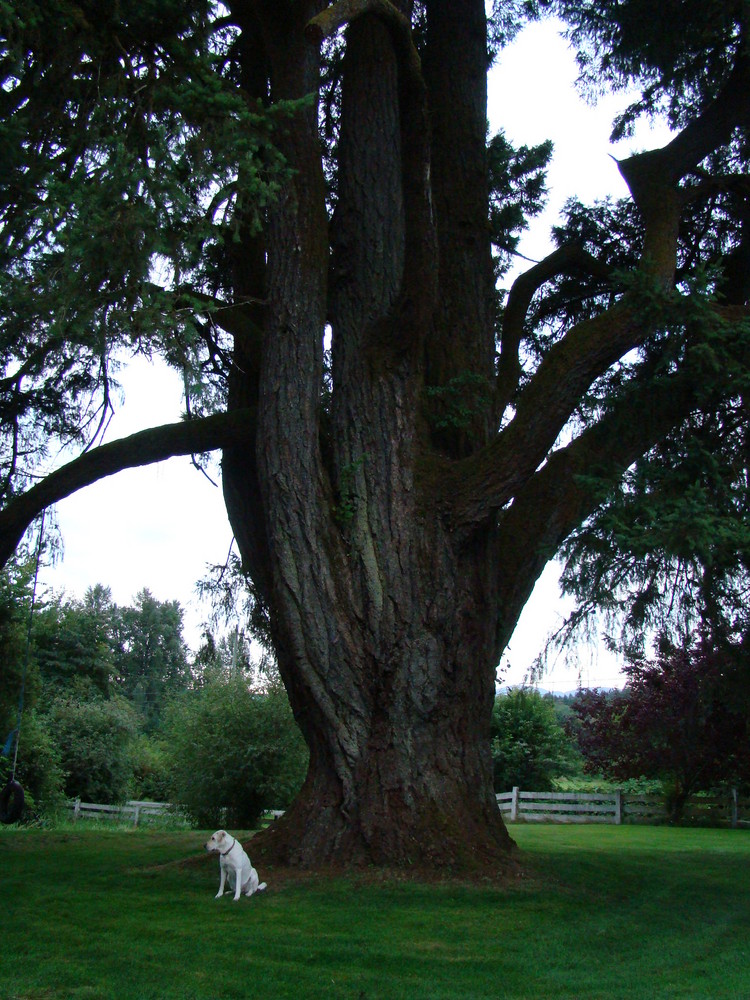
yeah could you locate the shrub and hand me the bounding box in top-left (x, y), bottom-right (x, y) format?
top-left (571, 636), bottom-right (750, 819)
top-left (129, 733), bottom-right (172, 802)
top-left (163, 676), bottom-right (308, 827)
top-left (0, 711), bottom-right (65, 821)
top-left (46, 694), bottom-right (139, 804)
top-left (491, 688), bottom-right (579, 791)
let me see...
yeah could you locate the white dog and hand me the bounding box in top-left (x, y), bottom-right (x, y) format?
top-left (204, 830), bottom-right (267, 901)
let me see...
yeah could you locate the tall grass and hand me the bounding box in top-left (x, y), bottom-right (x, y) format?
top-left (1, 825), bottom-right (748, 999)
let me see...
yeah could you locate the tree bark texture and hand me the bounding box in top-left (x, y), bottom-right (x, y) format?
top-left (219, 0), bottom-right (517, 868)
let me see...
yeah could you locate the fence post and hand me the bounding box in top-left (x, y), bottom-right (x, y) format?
top-left (73, 798), bottom-right (81, 822)
top-left (133, 803), bottom-right (141, 828)
top-left (510, 786), bottom-right (519, 822)
top-left (731, 788), bottom-right (738, 829)
top-left (614, 789), bottom-right (623, 825)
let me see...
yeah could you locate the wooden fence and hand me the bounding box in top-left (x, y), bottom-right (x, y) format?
top-left (66, 792), bottom-right (749, 829)
top-left (67, 799), bottom-right (178, 827)
top-left (497, 789), bottom-right (622, 824)
top-left (65, 801), bottom-right (283, 827)
top-left (496, 788), bottom-right (749, 827)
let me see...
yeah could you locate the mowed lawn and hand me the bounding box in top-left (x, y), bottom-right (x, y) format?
top-left (1, 824), bottom-right (749, 999)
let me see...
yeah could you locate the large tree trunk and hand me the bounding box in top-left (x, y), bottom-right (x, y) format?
top-left (220, 0), bottom-right (517, 869)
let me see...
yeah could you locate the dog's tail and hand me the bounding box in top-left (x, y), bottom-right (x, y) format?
top-left (257, 881), bottom-right (267, 892)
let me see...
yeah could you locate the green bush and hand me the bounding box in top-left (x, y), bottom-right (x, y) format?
top-left (491, 688), bottom-right (579, 792)
top-left (163, 676), bottom-right (308, 828)
top-left (0, 711), bottom-right (66, 821)
top-left (551, 774), bottom-right (663, 794)
top-left (46, 694), bottom-right (139, 804)
top-left (129, 733), bottom-right (172, 802)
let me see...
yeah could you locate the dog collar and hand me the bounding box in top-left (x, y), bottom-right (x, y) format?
top-left (220, 838), bottom-right (236, 857)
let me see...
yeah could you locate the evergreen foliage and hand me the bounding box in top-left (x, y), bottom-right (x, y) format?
top-left (553, 0), bottom-right (747, 135)
top-left (0, 0), bottom-right (292, 495)
top-left (114, 588), bottom-right (191, 730)
top-left (33, 587), bottom-right (117, 702)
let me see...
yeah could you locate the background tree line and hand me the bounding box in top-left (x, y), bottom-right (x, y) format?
top-left (0, 554), bottom-right (308, 826)
top-left (3, 542), bottom-right (748, 826)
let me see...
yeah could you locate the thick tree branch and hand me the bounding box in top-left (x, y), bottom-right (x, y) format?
top-left (680, 171), bottom-right (750, 207)
top-left (619, 52), bottom-right (750, 204)
top-left (448, 289), bottom-right (750, 533)
top-left (449, 43), bottom-right (750, 529)
top-left (306, 0), bottom-right (412, 55)
top-left (663, 53), bottom-right (750, 182)
top-left (493, 371), bottom-right (704, 651)
top-left (444, 300), bottom-right (638, 527)
top-left (307, 0), bottom-right (437, 352)
top-left (615, 49), bottom-right (750, 282)
top-left (497, 244), bottom-right (616, 411)
top-left (420, 0), bottom-right (496, 454)
top-left (0, 409), bottom-right (255, 570)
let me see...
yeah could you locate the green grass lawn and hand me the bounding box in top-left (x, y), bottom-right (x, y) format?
top-left (1, 824), bottom-right (748, 999)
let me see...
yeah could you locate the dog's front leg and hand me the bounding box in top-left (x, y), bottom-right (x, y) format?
top-left (215, 867), bottom-right (227, 899)
top-left (232, 872), bottom-right (242, 902)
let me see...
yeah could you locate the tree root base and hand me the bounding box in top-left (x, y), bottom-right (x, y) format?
top-left (248, 797), bottom-right (520, 882)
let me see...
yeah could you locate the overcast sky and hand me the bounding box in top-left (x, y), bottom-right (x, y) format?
top-left (37, 19), bottom-right (670, 691)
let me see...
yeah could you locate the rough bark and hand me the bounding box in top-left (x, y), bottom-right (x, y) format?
top-left (218, 0), bottom-right (517, 869)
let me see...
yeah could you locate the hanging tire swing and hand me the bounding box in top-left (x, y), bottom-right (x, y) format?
top-left (1, 511), bottom-right (45, 825)
top-left (0, 779), bottom-right (24, 825)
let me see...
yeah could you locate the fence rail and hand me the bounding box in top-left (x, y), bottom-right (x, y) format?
top-left (66, 792), bottom-right (749, 829)
top-left (497, 789), bottom-right (622, 824)
top-left (497, 788), bottom-right (749, 827)
top-left (67, 799), bottom-right (177, 827)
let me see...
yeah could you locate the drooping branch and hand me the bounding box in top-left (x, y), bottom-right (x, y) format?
top-left (0, 409), bottom-right (255, 570)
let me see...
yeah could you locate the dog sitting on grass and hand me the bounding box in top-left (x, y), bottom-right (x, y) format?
top-left (204, 830), bottom-right (267, 901)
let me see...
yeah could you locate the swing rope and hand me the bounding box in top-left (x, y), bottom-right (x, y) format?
top-left (3, 509), bottom-right (45, 782)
